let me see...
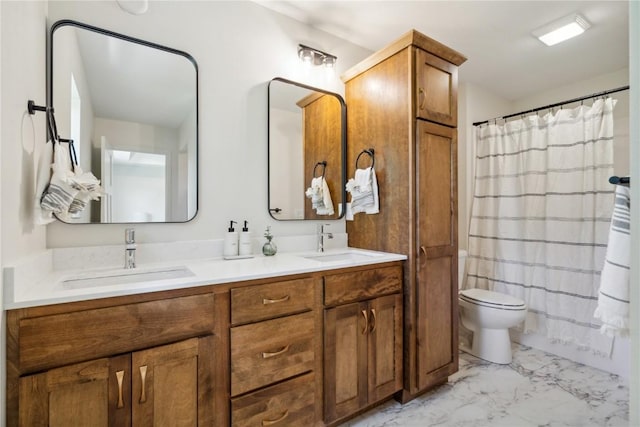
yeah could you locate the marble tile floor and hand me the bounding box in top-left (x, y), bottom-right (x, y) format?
top-left (340, 344), bottom-right (629, 427)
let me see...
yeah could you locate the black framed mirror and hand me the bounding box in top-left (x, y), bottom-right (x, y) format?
top-left (49, 20), bottom-right (198, 223)
top-left (268, 77), bottom-right (346, 220)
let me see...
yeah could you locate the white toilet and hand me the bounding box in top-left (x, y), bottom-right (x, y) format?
top-left (458, 251), bottom-right (527, 364)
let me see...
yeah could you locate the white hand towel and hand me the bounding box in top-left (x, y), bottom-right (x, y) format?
top-left (365, 167), bottom-right (379, 214)
top-left (305, 176), bottom-right (334, 215)
top-left (594, 185), bottom-right (630, 337)
top-left (33, 140), bottom-right (56, 225)
top-left (346, 167), bottom-right (379, 215)
top-left (316, 177), bottom-right (334, 215)
top-left (40, 143), bottom-right (78, 222)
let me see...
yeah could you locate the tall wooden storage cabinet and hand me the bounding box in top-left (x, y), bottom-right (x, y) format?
top-left (341, 30), bottom-right (466, 401)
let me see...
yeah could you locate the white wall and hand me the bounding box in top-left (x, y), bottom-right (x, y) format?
top-left (41, 0), bottom-right (371, 248)
top-left (0, 1), bottom-right (49, 423)
top-left (459, 69), bottom-right (631, 378)
top-left (270, 107), bottom-right (304, 219)
top-left (628, 2), bottom-right (639, 424)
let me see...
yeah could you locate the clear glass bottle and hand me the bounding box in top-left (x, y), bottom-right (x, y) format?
top-left (262, 226), bottom-right (277, 256)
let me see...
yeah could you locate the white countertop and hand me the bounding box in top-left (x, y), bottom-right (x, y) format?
top-left (3, 248), bottom-right (406, 309)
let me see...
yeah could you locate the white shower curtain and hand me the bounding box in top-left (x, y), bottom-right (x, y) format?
top-left (466, 98), bottom-right (617, 356)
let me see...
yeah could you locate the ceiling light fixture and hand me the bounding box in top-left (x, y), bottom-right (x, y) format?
top-left (532, 13), bottom-right (591, 46)
top-left (298, 44), bottom-right (337, 68)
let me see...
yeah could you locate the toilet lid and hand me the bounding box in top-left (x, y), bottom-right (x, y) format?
top-left (459, 288), bottom-right (526, 310)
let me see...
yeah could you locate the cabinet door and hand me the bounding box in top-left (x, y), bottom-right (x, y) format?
top-left (324, 302), bottom-right (368, 423)
top-left (132, 336), bottom-right (214, 427)
top-left (368, 294), bottom-right (403, 402)
top-left (19, 355), bottom-right (131, 427)
top-left (415, 48), bottom-right (458, 126)
top-left (416, 120), bottom-right (459, 390)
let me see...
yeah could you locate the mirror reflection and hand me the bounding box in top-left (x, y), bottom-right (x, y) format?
top-left (50, 20), bottom-right (198, 223)
top-left (268, 78), bottom-right (346, 220)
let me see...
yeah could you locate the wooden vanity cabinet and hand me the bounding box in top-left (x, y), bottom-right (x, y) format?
top-left (341, 29), bottom-right (466, 401)
top-left (19, 336), bottom-right (213, 427)
top-left (6, 291), bottom-right (222, 427)
top-left (323, 266), bottom-right (403, 425)
top-left (229, 276), bottom-right (323, 427)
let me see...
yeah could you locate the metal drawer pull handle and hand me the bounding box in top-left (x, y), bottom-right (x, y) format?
top-left (361, 309), bottom-right (368, 335)
top-left (262, 409), bottom-right (289, 426)
top-left (370, 308), bottom-right (377, 333)
top-left (263, 295), bottom-right (290, 305)
top-left (139, 365), bottom-right (148, 403)
top-left (116, 370), bottom-right (125, 409)
top-left (262, 345), bottom-right (290, 359)
top-left (420, 246), bottom-right (427, 256)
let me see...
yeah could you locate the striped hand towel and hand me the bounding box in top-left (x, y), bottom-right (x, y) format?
top-left (594, 184), bottom-right (631, 337)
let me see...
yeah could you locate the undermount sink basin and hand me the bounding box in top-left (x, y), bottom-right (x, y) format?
top-left (59, 266), bottom-right (195, 290)
top-left (303, 251), bottom-right (382, 263)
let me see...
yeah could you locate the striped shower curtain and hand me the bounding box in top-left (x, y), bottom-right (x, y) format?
top-left (466, 98), bottom-right (617, 356)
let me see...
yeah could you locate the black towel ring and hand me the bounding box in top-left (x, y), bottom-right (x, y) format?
top-left (313, 161), bottom-right (327, 178)
top-left (356, 148), bottom-right (375, 169)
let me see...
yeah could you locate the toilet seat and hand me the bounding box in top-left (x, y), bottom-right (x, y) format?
top-left (459, 288), bottom-right (526, 311)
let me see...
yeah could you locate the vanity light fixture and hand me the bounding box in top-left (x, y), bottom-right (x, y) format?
top-left (532, 13), bottom-right (591, 46)
top-left (298, 44), bottom-right (337, 68)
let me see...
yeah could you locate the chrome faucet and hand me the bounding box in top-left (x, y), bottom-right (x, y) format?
top-left (317, 223), bottom-right (334, 252)
top-left (124, 228), bottom-right (136, 269)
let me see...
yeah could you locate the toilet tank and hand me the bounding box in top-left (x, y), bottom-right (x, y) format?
top-left (458, 249), bottom-right (467, 290)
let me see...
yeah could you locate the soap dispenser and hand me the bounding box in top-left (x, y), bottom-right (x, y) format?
top-left (239, 220), bottom-right (252, 256)
top-left (223, 220), bottom-right (238, 257)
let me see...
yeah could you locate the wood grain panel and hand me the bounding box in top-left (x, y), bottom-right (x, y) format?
top-left (230, 311), bottom-right (315, 396)
top-left (230, 277), bottom-right (317, 325)
top-left (415, 49), bottom-right (458, 126)
top-left (19, 358), bottom-right (112, 427)
top-left (345, 48), bottom-right (412, 256)
top-left (368, 294), bottom-right (403, 403)
top-left (231, 373), bottom-right (315, 427)
top-left (18, 294), bottom-right (215, 373)
top-left (132, 337), bottom-right (203, 427)
top-left (417, 256), bottom-right (453, 388)
top-left (324, 266), bottom-right (402, 306)
top-left (417, 121), bottom-right (455, 248)
top-left (302, 93), bottom-right (344, 219)
top-left (323, 302), bottom-right (367, 423)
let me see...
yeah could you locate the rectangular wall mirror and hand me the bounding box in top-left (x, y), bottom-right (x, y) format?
top-left (49, 20), bottom-right (198, 223)
top-left (268, 77), bottom-right (346, 220)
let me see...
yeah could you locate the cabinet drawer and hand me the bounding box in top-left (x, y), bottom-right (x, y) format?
top-left (231, 277), bottom-right (316, 325)
top-left (231, 373), bottom-right (315, 427)
top-left (324, 266), bottom-right (402, 306)
top-left (18, 293), bottom-right (215, 373)
top-left (231, 311), bottom-right (315, 396)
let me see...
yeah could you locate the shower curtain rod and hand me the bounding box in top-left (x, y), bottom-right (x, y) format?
top-left (472, 85), bottom-right (630, 126)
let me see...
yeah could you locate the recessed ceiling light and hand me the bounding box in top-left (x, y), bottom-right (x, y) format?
top-left (532, 13), bottom-right (591, 46)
